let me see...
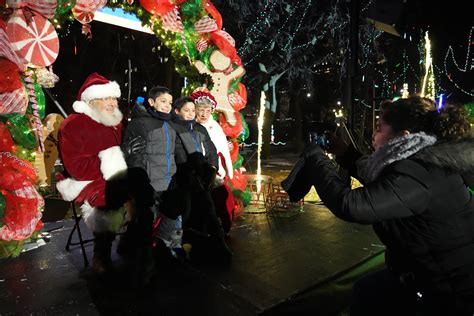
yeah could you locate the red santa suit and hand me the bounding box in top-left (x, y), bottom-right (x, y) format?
top-left (56, 73), bottom-right (127, 233)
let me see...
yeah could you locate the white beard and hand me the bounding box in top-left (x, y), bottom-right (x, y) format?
top-left (88, 107), bottom-right (123, 127)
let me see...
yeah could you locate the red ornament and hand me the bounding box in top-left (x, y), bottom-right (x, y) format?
top-left (72, 6), bottom-right (94, 24)
top-left (72, 0), bottom-right (106, 24)
top-left (6, 10), bottom-right (59, 67)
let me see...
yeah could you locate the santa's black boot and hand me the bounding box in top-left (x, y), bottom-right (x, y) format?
top-left (92, 233), bottom-right (115, 275)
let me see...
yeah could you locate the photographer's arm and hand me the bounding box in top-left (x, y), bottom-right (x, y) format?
top-left (326, 131), bottom-right (366, 183)
top-left (303, 146), bottom-right (430, 224)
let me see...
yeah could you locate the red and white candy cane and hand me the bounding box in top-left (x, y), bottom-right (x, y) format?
top-left (24, 72), bottom-right (44, 152)
top-left (161, 7), bottom-right (192, 65)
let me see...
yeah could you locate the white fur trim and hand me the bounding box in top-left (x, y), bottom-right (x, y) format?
top-left (72, 100), bottom-right (91, 115)
top-left (203, 119), bottom-right (233, 179)
top-left (98, 146), bottom-right (127, 180)
top-left (56, 178), bottom-right (92, 201)
top-left (80, 81), bottom-right (121, 103)
top-left (81, 202), bottom-right (126, 233)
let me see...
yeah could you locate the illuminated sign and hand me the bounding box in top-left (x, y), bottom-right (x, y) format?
top-left (94, 7), bottom-right (153, 34)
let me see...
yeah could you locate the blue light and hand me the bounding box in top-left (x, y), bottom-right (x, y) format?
top-left (437, 94), bottom-right (444, 112)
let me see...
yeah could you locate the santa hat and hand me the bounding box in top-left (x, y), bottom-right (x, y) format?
top-left (190, 88), bottom-right (217, 109)
top-left (73, 73), bottom-right (121, 114)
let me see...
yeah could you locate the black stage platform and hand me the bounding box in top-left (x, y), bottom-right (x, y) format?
top-left (0, 202), bottom-right (385, 315)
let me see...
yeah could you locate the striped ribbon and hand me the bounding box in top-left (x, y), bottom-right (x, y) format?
top-left (6, 0), bottom-right (57, 19)
top-left (0, 25), bottom-right (24, 70)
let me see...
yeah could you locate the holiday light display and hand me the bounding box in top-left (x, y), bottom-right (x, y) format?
top-left (0, 0), bottom-right (251, 257)
top-left (256, 91), bottom-right (266, 193)
top-left (421, 31), bottom-right (436, 100)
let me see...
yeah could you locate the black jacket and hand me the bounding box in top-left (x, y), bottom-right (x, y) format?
top-left (309, 140), bottom-right (474, 309)
top-left (122, 104), bottom-right (183, 192)
top-left (172, 117), bottom-right (219, 169)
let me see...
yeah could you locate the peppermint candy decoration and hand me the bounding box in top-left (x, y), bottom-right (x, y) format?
top-left (6, 0), bottom-right (58, 19)
top-left (6, 10), bottom-right (59, 67)
top-left (72, 0), bottom-right (106, 24)
top-left (0, 86), bottom-right (28, 115)
top-left (196, 38), bottom-right (208, 53)
top-left (72, 6), bottom-right (94, 24)
top-left (194, 16), bottom-right (218, 34)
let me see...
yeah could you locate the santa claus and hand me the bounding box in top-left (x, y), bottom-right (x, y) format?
top-left (56, 72), bottom-right (128, 273)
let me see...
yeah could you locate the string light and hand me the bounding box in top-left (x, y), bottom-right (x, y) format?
top-left (440, 27), bottom-right (474, 97)
top-left (401, 83), bottom-right (409, 98)
top-left (256, 91), bottom-right (266, 193)
top-left (421, 32), bottom-right (436, 100)
top-left (444, 26), bottom-right (473, 73)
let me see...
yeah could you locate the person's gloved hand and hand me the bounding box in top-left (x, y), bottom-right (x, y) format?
top-left (121, 136), bottom-right (146, 156)
top-left (324, 131), bottom-right (348, 157)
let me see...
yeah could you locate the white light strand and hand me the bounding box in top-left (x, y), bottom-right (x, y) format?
top-left (256, 91), bottom-right (266, 193)
top-left (443, 26), bottom-right (473, 73)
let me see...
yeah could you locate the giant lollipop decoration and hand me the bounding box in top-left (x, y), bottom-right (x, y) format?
top-left (6, 10), bottom-right (59, 68)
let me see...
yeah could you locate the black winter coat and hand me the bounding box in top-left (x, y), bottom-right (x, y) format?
top-left (172, 118), bottom-right (219, 169)
top-left (122, 104), bottom-right (183, 192)
top-left (308, 140), bottom-right (474, 310)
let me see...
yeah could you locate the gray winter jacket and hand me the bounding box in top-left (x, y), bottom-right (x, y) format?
top-left (123, 104), bottom-right (183, 192)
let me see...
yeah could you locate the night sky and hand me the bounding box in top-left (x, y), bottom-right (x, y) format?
top-left (47, 0), bottom-right (473, 119)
